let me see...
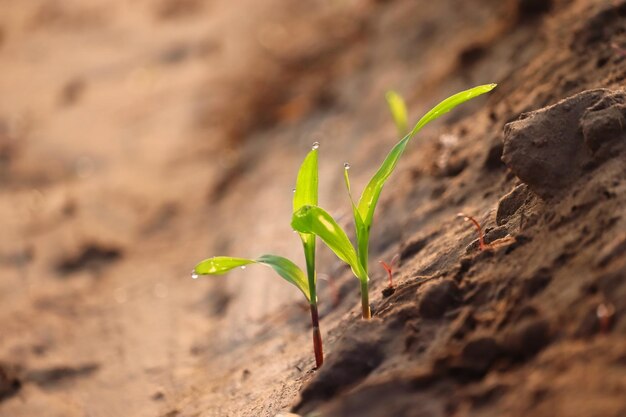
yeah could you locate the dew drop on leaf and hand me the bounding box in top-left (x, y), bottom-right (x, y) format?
top-left (240, 265), bottom-right (247, 270)
top-left (311, 142), bottom-right (320, 150)
top-left (344, 162), bottom-right (351, 170)
top-left (191, 271), bottom-right (199, 279)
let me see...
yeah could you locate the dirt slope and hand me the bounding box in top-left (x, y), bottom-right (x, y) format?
top-left (0, 0), bottom-right (625, 416)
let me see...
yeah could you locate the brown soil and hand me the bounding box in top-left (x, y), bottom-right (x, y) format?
top-left (1, 0), bottom-right (625, 416)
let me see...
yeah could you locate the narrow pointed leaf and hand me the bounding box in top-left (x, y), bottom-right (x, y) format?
top-left (193, 255), bottom-right (310, 301)
top-left (409, 83), bottom-right (497, 137)
top-left (343, 166), bottom-right (368, 271)
top-left (357, 83), bottom-right (496, 228)
top-left (343, 165), bottom-right (363, 230)
top-left (292, 205), bottom-right (367, 282)
top-left (293, 148), bottom-right (318, 211)
top-left (293, 147), bottom-right (318, 301)
top-left (194, 256), bottom-right (255, 274)
top-left (385, 90), bottom-right (408, 136)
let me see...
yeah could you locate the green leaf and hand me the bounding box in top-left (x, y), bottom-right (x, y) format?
top-left (409, 83), bottom-right (497, 136)
top-left (193, 255), bottom-right (310, 301)
top-left (293, 148), bottom-right (318, 211)
top-left (343, 165), bottom-right (362, 230)
top-left (343, 165), bottom-right (368, 273)
top-left (292, 205), bottom-right (367, 282)
top-left (357, 83), bottom-right (496, 229)
top-left (293, 147), bottom-right (319, 302)
top-left (385, 90), bottom-right (408, 136)
top-left (194, 256), bottom-right (255, 274)
top-left (256, 255), bottom-right (310, 301)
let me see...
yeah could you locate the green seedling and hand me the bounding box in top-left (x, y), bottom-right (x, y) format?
top-left (293, 84), bottom-right (497, 319)
top-left (385, 90), bottom-right (409, 136)
top-left (193, 145), bottom-right (324, 368)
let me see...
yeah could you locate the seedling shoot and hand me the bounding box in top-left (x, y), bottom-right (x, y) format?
top-left (457, 212), bottom-right (516, 251)
top-left (193, 145), bottom-right (324, 368)
top-left (293, 84), bottom-right (497, 319)
top-left (379, 254), bottom-right (399, 289)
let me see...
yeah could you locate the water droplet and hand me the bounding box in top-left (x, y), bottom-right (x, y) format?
top-left (191, 271), bottom-right (199, 279)
top-left (311, 142), bottom-right (320, 150)
top-left (240, 265), bottom-right (247, 270)
top-left (292, 188), bottom-right (296, 193)
top-left (344, 162), bottom-right (351, 170)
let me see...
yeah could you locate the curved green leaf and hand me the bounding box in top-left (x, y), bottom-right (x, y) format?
top-left (409, 83), bottom-right (497, 137)
top-left (385, 90), bottom-right (408, 136)
top-left (256, 255), bottom-right (310, 301)
top-left (193, 255), bottom-right (310, 301)
top-left (357, 83), bottom-right (497, 228)
top-left (292, 205), bottom-right (367, 282)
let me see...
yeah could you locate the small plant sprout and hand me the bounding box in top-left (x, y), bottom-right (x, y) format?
top-left (457, 212), bottom-right (516, 251)
top-left (293, 144), bottom-right (323, 367)
top-left (385, 90), bottom-right (409, 136)
top-left (379, 254), bottom-right (400, 297)
top-left (457, 212), bottom-right (489, 251)
top-left (193, 145), bottom-right (324, 368)
top-left (293, 84), bottom-right (497, 319)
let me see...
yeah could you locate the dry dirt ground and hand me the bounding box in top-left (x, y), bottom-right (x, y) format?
top-left (0, 0), bottom-right (625, 416)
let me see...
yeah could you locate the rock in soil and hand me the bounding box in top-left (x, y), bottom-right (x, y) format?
top-left (503, 89), bottom-right (626, 199)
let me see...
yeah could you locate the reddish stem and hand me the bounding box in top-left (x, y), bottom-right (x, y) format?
top-left (379, 261), bottom-right (394, 287)
top-left (378, 254), bottom-right (399, 288)
top-left (309, 304), bottom-right (324, 368)
top-left (458, 213), bottom-right (488, 251)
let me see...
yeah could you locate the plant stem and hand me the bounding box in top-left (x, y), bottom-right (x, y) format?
top-left (360, 279), bottom-right (371, 319)
top-left (304, 243), bottom-right (323, 368)
top-left (458, 213), bottom-right (488, 251)
top-left (309, 303), bottom-right (324, 368)
top-left (357, 231), bottom-right (371, 319)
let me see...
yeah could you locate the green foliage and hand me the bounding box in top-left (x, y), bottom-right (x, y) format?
top-left (357, 84), bottom-right (496, 237)
top-left (195, 84), bottom-right (496, 325)
top-left (193, 255), bottom-right (310, 301)
top-left (292, 84), bottom-right (496, 318)
top-left (292, 205), bottom-right (367, 283)
top-left (193, 147), bottom-right (321, 304)
top-left (385, 90), bottom-right (409, 136)
top-left (294, 147), bottom-right (319, 303)
top-left (193, 145), bottom-right (325, 365)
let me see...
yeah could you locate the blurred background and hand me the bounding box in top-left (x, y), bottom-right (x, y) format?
top-left (0, 0), bottom-right (577, 415)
